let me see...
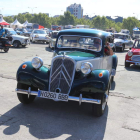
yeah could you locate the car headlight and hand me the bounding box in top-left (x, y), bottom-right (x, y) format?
top-left (31, 57), bottom-right (43, 69)
top-left (81, 62), bottom-right (93, 75)
top-left (128, 51), bottom-right (133, 56)
top-left (45, 35), bottom-right (49, 39)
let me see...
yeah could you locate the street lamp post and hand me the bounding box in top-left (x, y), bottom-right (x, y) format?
top-left (28, 7), bottom-right (37, 14)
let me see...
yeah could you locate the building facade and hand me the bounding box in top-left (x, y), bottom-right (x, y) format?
top-left (66, 3), bottom-right (83, 19)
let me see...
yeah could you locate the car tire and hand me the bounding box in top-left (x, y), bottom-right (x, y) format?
top-left (17, 83), bottom-right (37, 104)
top-left (4, 47), bottom-right (9, 52)
top-left (125, 61), bottom-right (130, 67)
top-left (13, 41), bottom-right (20, 48)
top-left (22, 45), bottom-right (26, 47)
top-left (92, 83), bottom-right (109, 117)
top-left (111, 76), bottom-right (114, 82)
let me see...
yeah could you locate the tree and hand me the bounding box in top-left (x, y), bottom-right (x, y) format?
top-left (122, 17), bottom-right (140, 34)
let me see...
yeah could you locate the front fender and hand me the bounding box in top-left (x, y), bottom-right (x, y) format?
top-left (16, 61), bottom-right (50, 90)
top-left (70, 69), bottom-right (110, 97)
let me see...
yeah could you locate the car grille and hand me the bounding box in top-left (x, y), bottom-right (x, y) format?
top-left (131, 55), bottom-right (140, 61)
top-left (49, 56), bottom-right (75, 94)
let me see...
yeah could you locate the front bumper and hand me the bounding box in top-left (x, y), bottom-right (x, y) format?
top-left (33, 38), bottom-right (49, 42)
top-left (126, 60), bottom-right (140, 65)
top-left (15, 87), bottom-right (102, 105)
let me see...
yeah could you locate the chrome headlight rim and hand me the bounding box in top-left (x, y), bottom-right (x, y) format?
top-left (81, 62), bottom-right (93, 75)
top-left (128, 51), bottom-right (133, 56)
top-left (31, 57), bottom-right (43, 69)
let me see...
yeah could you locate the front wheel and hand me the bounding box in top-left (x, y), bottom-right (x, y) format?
top-left (13, 41), bottom-right (20, 48)
top-left (125, 61), bottom-right (130, 67)
top-left (17, 83), bottom-right (37, 104)
top-left (22, 45), bottom-right (26, 47)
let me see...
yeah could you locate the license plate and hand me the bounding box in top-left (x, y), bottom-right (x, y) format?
top-left (38, 91), bottom-right (69, 101)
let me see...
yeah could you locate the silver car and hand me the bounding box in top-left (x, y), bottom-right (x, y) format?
top-left (114, 33), bottom-right (133, 52)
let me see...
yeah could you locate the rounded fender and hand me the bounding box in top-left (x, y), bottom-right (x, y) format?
top-left (16, 61), bottom-right (50, 90)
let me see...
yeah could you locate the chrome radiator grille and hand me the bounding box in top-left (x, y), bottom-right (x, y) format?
top-left (131, 55), bottom-right (140, 62)
top-left (49, 56), bottom-right (75, 94)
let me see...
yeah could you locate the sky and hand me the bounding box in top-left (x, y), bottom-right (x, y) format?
top-left (1, 0), bottom-right (140, 19)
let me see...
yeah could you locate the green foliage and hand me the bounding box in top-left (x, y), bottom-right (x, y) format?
top-left (122, 17), bottom-right (140, 34)
top-left (3, 13), bottom-right (140, 34)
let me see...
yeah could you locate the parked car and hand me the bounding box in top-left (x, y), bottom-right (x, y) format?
top-left (49, 30), bottom-right (59, 49)
top-left (30, 29), bottom-right (50, 43)
top-left (114, 33), bottom-right (133, 52)
top-left (15, 29), bottom-right (118, 117)
top-left (120, 29), bottom-right (130, 35)
top-left (15, 28), bottom-right (31, 37)
top-left (125, 38), bottom-right (140, 67)
top-left (132, 30), bottom-right (140, 40)
top-left (5, 28), bottom-right (30, 47)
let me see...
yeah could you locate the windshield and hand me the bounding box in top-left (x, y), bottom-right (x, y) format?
top-left (9, 30), bottom-right (17, 35)
top-left (52, 25), bottom-right (58, 29)
top-left (114, 34), bottom-right (128, 39)
top-left (134, 31), bottom-right (140, 34)
top-left (57, 35), bottom-right (102, 52)
top-left (52, 32), bottom-right (59, 38)
top-left (133, 40), bottom-right (140, 48)
top-left (33, 30), bottom-right (46, 34)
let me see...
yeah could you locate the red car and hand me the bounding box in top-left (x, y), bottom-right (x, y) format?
top-left (125, 39), bottom-right (140, 67)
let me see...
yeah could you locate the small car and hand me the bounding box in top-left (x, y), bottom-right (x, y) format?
top-left (49, 30), bottom-right (59, 49)
top-left (125, 38), bottom-right (140, 67)
top-left (132, 30), bottom-right (140, 40)
top-left (30, 29), bottom-right (50, 44)
top-left (5, 28), bottom-right (30, 47)
top-left (15, 29), bottom-right (118, 117)
top-left (120, 29), bottom-right (130, 35)
top-left (114, 33), bottom-right (133, 52)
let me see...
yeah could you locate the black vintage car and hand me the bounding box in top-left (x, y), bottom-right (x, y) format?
top-left (16, 29), bottom-right (118, 117)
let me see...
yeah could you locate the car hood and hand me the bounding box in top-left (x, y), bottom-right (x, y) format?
top-left (114, 38), bottom-right (124, 43)
top-left (131, 48), bottom-right (140, 54)
top-left (58, 51), bottom-right (96, 61)
top-left (12, 35), bottom-right (29, 39)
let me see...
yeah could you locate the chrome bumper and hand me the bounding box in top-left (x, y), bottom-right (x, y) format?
top-left (15, 88), bottom-right (101, 105)
top-left (126, 60), bottom-right (140, 65)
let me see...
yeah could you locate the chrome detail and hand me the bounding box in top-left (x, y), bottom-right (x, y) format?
top-left (111, 69), bottom-right (116, 76)
top-left (131, 55), bottom-right (140, 62)
top-left (15, 88), bottom-right (101, 104)
top-left (49, 56), bottom-right (76, 95)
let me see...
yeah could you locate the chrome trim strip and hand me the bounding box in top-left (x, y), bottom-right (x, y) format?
top-left (15, 88), bottom-right (101, 104)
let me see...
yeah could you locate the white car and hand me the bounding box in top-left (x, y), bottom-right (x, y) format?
top-left (5, 28), bottom-right (30, 47)
top-left (30, 29), bottom-right (50, 43)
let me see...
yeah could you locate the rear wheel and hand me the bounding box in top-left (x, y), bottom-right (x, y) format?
top-left (125, 61), bottom-right (130, 67)
top-left (4, 47), bottom-right (9, 52)
top-left (17, 83), bottom-right (37, 104)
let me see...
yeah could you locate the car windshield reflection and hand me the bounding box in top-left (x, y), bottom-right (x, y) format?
top-left (57, 36), bottom-right (102, 52)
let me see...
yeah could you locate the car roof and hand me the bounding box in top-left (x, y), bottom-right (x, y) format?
top-left (58, 28), bottom-right (111, 38)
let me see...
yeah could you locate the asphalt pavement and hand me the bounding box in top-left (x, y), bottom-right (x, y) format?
top-left (0, 43), bottom-right (140, 140)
